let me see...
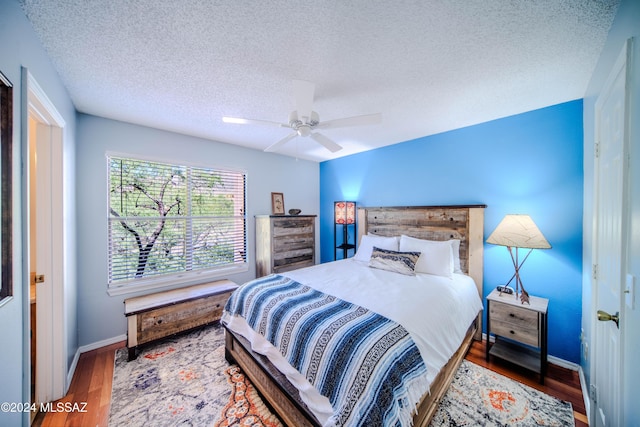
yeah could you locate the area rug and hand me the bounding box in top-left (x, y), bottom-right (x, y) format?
top-left (109, 325), bottom-right (278, 426)
top-left (214, 364), bottom-right (283, 427)
top-left (109, 324), bottom-right (573, 426)
top-left (429, 359), bottom-right (574, 426)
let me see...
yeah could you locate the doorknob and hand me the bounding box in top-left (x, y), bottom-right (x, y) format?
top-left (597, 310), bottom-right (619, 328)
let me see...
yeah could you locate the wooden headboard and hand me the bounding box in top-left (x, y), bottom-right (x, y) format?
top-left (357, 205), bottom-right (486, 339)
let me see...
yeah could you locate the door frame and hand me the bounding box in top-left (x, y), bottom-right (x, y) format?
top-left (590, 39), bottom-right (631, 427)
top-left (21, 68), bottom-right (67, 405)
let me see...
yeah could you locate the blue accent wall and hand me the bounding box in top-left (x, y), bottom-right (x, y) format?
top-left (320, 100), bottom-right (583, 363)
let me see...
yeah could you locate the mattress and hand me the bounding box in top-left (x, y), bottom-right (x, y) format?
top-left (222, 258), bottom-right (482, 426)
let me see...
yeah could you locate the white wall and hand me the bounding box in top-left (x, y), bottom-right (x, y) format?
top-left (75, 114), bottom-right (320, 346)
top-left (582, 0), bottom-right (640, 424)
top-left (0, 1), bottom-right (78, 426)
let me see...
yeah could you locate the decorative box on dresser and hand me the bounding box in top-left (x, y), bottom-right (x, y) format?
top-left (255, 215), bottom-right (316, 277)
top-left (486, 288), bottom-right (549, 383)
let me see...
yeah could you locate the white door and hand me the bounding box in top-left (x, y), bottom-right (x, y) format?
top-left (33, 121), bottom-right (53, 404)
top-left (592, 40), bottom-right (629, 427)
top-left (26, 71), bottom-right (67, 404)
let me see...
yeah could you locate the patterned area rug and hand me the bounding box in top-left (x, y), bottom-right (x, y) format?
top-left (429, 360), bottom-right (574, 426)
top-left (214, 365), bottom-right (283, 427)
top-left (109, 324), bottom-right (573, 426)
top-left (109, 325), bottom-right (278, 426)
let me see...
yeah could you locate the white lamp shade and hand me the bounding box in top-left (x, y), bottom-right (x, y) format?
top-left (486, 214), bottom-right (551, 249)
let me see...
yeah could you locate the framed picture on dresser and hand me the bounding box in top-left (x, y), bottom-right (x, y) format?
top-left (271, 192), bottom-right (284, 215)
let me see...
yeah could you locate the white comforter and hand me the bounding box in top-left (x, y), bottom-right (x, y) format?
top-left (222, 259), bottom-right (482, 426)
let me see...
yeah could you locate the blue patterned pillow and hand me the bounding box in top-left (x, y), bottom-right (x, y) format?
top-left (369, 246), bottom-right (421, 275)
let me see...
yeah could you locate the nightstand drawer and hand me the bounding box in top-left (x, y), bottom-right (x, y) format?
top-left (490, 319), bottom-right (539, 347)
top-left (490, 300), bottom-right (539, 329)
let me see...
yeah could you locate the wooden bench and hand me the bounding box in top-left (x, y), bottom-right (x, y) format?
top-left (124, 279), bottom-right (238, 360)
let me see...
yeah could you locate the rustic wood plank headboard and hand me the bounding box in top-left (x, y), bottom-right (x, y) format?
top-left (357, 205), bottom-right (486, 339)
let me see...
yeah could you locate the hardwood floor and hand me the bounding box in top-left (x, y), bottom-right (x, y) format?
top-left (33, 338), bottom-right (588, 426)
top-left (32, 341), bottom-right (122, 427)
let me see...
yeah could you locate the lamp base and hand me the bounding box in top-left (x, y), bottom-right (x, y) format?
top-left (504, 277), bottom-right (530, 304)
top-left (503, 246), bottom-right (532, 305)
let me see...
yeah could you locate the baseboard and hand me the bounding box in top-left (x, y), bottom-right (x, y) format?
top-left (66, 349), bottom-right (81, 394)
top-left (63, 334), bottom-right (126, 398)
top-left (482, 333), bottom-right (579, 371)
top-left (579, 366), bottom-right (591, 425)
top-left (548, 354), bottom-right (579, 371)
top-left (79, 334), bottom-right (127, 353)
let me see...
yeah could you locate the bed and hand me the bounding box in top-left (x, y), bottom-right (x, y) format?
top-left (223, 205), bottom-right (486, 426)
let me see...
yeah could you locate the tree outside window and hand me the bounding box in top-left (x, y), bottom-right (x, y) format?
top-left (108, 156), bottom-right (246, 285)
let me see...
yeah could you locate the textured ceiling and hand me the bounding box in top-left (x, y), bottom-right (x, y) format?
top-left (20, 0), bottom-right (618, 162)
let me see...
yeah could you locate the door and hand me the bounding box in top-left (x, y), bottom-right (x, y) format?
top-left (33, 120), bottom-right (55, 404)
top-left (592, 40), bottom-right (630, 427)
top-left (25, 70), bottom-right (67, 406)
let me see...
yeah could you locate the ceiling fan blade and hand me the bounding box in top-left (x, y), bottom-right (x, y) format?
top-left (310, 132), bottom-right (343, 153)
top-left (264, 132), bottom-right (298, 152)
top-left (293, 80), bottom-right (315, 121)
top-left (222, 116), bottom-right (289, 128)
top-left (316, 113), bottom-right (382, 130)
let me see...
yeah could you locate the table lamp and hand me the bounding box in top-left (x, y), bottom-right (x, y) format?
top-left (487, 214), bottom-right (551, 304)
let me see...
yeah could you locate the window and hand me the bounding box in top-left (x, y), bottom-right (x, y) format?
top-left (108, 155), bottom-right (246, 288)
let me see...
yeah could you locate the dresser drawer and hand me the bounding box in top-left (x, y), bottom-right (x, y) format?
top-left (272, 218), bottom-right (314, 237)
top-left (273, 235), bottom-right (314, 253)
top-left (273, 259), bottom-right (314, 273)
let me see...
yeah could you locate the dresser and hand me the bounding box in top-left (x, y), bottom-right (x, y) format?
top-left (255, 215), bottom-right (316, 277)
top-left (486, 288), bottom-right (549, 383)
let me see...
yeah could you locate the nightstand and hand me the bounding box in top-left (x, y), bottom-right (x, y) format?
top-left (485, 288), bottom-right (549, 384)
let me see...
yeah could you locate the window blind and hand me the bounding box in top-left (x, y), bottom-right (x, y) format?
top-left (107, 156), bottom-right (246, 285)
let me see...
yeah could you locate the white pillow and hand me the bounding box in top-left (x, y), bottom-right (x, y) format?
top-left (353, 234), bottom-right (399, 262)
top-left (399, 235), bottom-right (454, 278)
top-left (450, 239), bottom-right (462, 273)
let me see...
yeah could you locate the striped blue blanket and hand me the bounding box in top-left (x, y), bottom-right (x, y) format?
top-left (223, 274), bottom-right (428, 426)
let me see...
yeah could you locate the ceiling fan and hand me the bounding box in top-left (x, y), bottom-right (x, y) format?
top-left (223, 80), bottom-right (382, 153)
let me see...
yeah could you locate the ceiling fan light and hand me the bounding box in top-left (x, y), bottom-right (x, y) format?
top-left (223, 80), bottom-right (379, 154)
top-left (222, 116), bottom-right (247, 124)
top-left (297, 125), bottom-right (311, 137)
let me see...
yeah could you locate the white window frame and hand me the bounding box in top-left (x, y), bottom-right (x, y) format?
top-left (106, 153), bottom-right (248, 296)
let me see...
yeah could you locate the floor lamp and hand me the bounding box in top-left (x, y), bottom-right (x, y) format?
top-left (334, 201), bottom-right (356, 259)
